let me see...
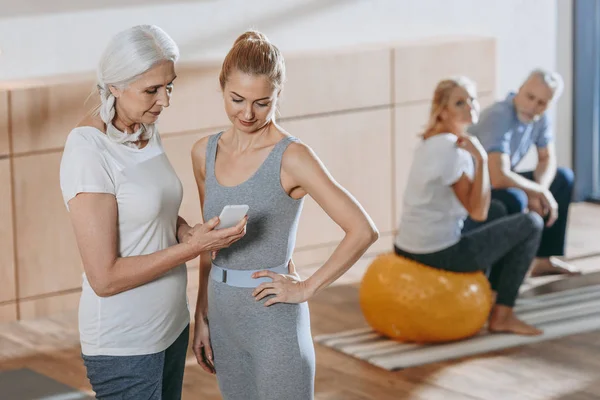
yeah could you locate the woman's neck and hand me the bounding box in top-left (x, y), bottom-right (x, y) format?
top-left (424, 123), bottom-right (464, 139)
top-left (230, 121), bottom-right (274, 152)
top-left (112, 116), bottom-right (139, 134)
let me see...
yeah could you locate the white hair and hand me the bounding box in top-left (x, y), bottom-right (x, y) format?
top-left (526, 68), bottom-right (564, 99)
top-left (95, 25), bottom-right (179, 145)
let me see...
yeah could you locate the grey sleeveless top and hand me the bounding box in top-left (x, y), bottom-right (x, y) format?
top-left (203, 131), bottom-right (304, 271)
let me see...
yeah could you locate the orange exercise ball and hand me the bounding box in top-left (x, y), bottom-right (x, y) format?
top-left (360, 253), bottom-right (493, 343)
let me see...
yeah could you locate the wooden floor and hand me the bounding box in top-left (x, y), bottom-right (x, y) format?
top-left (2, 203), bottom-right (600, 399)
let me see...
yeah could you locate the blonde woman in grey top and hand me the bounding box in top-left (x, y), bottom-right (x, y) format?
top-left (191, 30), bottom-right (379, 400)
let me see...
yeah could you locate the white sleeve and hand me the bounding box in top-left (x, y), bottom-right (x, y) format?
top-left (441, 148), bottom-right (474, 185)
top-left (60, 147), bottom-right (116, 210)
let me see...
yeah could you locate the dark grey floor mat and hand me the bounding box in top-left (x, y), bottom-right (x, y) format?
top-left (0, 368), bottom-right (93, 400)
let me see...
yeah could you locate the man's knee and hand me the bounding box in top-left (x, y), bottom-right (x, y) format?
top-left (488, 199), bottom-right (508, 219)
top-left (493, 188), bottom-right (528, 214)
top-left (554, 167), bottom-right (575, 189)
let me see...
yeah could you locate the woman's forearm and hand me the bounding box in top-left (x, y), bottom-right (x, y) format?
top-left (97, 242), bottom-right (201, 297)
top-left (195, 252), bottom-right (212, 319)
top-left (468, 157), bottom-right (491, 220)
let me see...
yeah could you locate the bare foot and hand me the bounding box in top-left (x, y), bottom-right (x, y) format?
top-left (529, 257), bottom-right (581, 277)
top-left (488, 305), bottom-right (543, 336)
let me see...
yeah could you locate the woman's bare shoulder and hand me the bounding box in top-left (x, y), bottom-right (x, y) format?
top-left (191, 136), bottom-right (212, 162)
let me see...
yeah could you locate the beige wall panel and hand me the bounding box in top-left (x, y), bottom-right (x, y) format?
top-left (186, 257), bottom-right (199, 270)
top-left (478, 92), bottom-right (496, 110)
top-left (294, 232), bottom-right (394, 273)
top-left (4, 38), bottom-right (496, 319)
top-left (187, 289), bottom-right (198, 318)
top-left (0, 160), bottom-right (16, 303)
top-left (13, 152), bottom-right (83, 298)
top-left (280, 49), bottom-right (392, 118)
top-left (19, 291), bottom-right (81, 320)
top-left (293, 246), bottom-right (332, 268)
top-left (187, 266), bottom-right (199, 288)
top-left (162, 130), bottom-right (215, 226)
top-left (0, 91), bottom-right (9, 156)
top-left (11, 82), bottom-right (96, 154)
top-left (0, 302), bottom-right (18, 323)
top-left (10, 67), bottom-right (227, 153)
top-left (187, 266), bottom-right (199, 317)
top-left (159, 66), bottom-right (229, 135)
top-left (394, 103), bottom-right (432, 222)
top-left (394, 39), bottom-right (495, 104)
top-left (281, 108), bottom-right (393, 248)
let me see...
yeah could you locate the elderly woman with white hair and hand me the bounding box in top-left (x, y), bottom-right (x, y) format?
top-left (467, 68), bottom-right (578, 277)
top-left (59, 25), bottom-right (246, 399)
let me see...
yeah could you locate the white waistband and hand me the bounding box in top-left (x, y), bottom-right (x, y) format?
top-left (210, 262), bottom-right (290, 288)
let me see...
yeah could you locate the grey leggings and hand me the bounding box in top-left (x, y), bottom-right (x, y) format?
top-left (395, 203), bottom-right (544, 307)
top-left (208, 279), bottom-right (315, 400)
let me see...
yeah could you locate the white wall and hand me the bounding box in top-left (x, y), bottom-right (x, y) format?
top-left (0, 0), bottom-right (567, 165)
top-left (0, 0), bottom-right (200, 18)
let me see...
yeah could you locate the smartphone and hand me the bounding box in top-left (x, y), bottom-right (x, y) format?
top-left (216, 205), bottom-right (249, 230)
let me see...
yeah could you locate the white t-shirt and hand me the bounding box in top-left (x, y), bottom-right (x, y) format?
top-left (60, 126), bottom-right (189, 356)
top-left (395, 133), bottom-right (475, 254)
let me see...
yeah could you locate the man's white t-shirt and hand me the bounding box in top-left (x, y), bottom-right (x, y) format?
top-left (395, 133), bottom-right (475, 254)
top-left (60, 126), bottom-right (190, 356)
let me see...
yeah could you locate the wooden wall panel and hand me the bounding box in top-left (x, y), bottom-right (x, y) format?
top-left (9, 66), bottom-right (226, 154)
top-left (159, 66), bottom-right (229, 135)
top-left (1, 36), bottom-right (496, 321)
top-left (281, 108), bottom-right (394, 248)
top-left (11, 82), bottom-right (96, 154)
top-left (0, 91), bottom-right (9, 156)
top-left (478, 92), bottom-right (496, 110)
top-left (0, 159), bottom-right (16, 303)
top-left (293, 246), bottom-right (332, 269)
top-left (281, 48), bottom-right (392, 118)
top-left (13, 152), bottom-right (83, 298)
top-left (19, 292), bottom-right (81, 320)
top-left (294, 231), bottom-right (395, 273)
top-left (162, 130), bottom-right (213, 227)
top-left (394, 38), bottom-right (495, 104)
top-left (394, 103), bottom-right (434, 221)
top-left (0, 302), bottom-right (17, 323)
top-left (187, 267), bottom-right (199, 317)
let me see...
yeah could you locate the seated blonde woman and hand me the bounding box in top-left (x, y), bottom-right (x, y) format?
top-left (394, 77), bottom-right (543, 336)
